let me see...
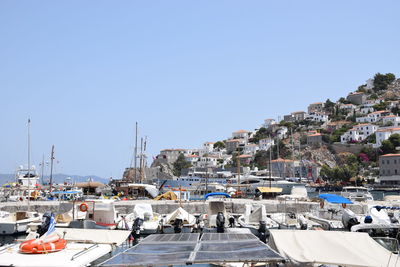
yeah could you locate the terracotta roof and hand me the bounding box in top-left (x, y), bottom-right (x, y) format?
top-left (245, 144), bottom-right (258, 147)
top-left (310, 102), bottom-right (323, 105)
top-left (383, 115), bottom-right (397, 118)
top-left (238, 154), bottom-right (252, 158)
top-left (355, 123), bottom-right (376, 127)
top-left (185, 155), bottom-right (199, 158)
top-left (271, 158), bottom-right (294, 163)
top-left (233, 129), bottom-right (249, 133)
top-left (370, 110), bottom-right (389, 114)
top-left (226, 139), bottom-right (242, 143)
top-left (308, 133), bottom-right (322, 137)
top-left (377, 127), bottom-right (400, 132)
top-left (381, 154), bottom-right (400, 157)
top-left (291, 111), bottom-right (306, 114)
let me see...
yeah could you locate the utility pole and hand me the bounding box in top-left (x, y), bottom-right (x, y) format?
top-left (49, 145), bottom-right (55, 192)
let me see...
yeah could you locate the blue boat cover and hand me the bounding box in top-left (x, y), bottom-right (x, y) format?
top-left (319, 193), bottom-right (352, 204)
top-left (204, 192), bottom-right (231, 199)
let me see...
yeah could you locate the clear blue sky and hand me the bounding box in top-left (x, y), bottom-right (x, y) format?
top-left (1, 1), bottom-right (399, 178)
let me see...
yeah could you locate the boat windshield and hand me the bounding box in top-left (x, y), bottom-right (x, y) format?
top-left (373, 237), bottom-right (399, 253)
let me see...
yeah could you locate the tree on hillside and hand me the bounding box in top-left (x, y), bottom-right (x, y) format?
top-left (253, 150), bottom-right (270, 169)
top-left (324, 99), bottom-right (335, 114)
top-left (173, 154), bottom-right (192, 177)
top-left (249, 127), bottom-right (270, 143)
top-left (214, 141), bottom-right (226, 150)
top-left (380, 133), bottom-right (400, 154)
top-left (373, 102), bottom-right (389, 111)
top-left (373, 73), bottom-right (396, 92)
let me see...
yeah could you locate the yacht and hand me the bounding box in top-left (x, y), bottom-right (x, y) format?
top-left (341, 186), bottom-right (374, 202)
top-left (228, 175), bottom-right (304, 195)
top-left (0, 211), bottom-right (41, 235)
top-left (15, 165), bottom-right (40, 188)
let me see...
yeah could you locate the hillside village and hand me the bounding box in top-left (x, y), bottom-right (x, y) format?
top-left (148, 73), bottom-right (400, 185)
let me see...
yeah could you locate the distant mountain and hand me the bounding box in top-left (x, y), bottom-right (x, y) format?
top-left (0, 173), bottom-right (109, 185)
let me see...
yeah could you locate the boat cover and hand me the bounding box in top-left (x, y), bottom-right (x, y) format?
top-left (55, 228), bottom-right (131, 246)
top-left (257, 187), bottom-right (282, 193)
top-left (269, 229), bottom-right (398, 267)
top-left (205, 192), bottom-right (231, 199)
top-left (319, 193), bottom-right (353, 204)
top-left (164, 207), bottom-right (196, 224)
top-left (100, 233), bottom-right (284, 266)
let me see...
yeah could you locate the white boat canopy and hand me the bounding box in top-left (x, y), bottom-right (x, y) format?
top-left (268, 229), bottom-right (398, 267)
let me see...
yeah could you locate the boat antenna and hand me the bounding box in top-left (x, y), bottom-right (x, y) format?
top-left (27, 118), bottom-right (31, 209)
top-left (49, 145), bottom-right (55, 192)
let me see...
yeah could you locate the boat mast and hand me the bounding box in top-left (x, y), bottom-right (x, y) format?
top-left (134, 122), bottom-right (138, 183)
top-left (269, 135), bottom-right (272, 188)
top-left (40, 154), bottom-right (45, 185)
top-left (49, 145), bottom-right (55, 192)
top-left (139, 137), bottom-right (143, 183)
top-left (27, 118), bottom-right (31, 208)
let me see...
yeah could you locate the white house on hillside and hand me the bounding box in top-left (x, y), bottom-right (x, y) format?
top-left (263, 119), bottom-right (277, 128)
top-left (259, 138), bottom-right (274, 151)
top-left (244, 143), bottom-right (259, 155)
top-left (340, 123), bottom-right (378, 144)
top-left (356, 110), bottom-right (392, 123)
top-left (306, 112), bottom-right (329, 122)
top-left (375, 127), bottom-right (400, 147)
top-left (232, 130), bottom-right (250, 140)
top-left (382, 115), bottom-right (400, 126)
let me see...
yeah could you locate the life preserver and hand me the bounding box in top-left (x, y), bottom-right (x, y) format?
top-left (79, 203), bottom-right (89, 212)
top-left (19, 234), bottom-right (67, 254)
top-left (342, 203), bottom-right (347, 208)
top-left (320, 201), bottom-right (324, 209)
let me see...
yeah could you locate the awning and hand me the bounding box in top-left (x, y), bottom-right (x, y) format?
top-left (100, 233), bottom-right (284, 266)
top-left (319, 193), bottom-right (352, 204)
top-left (268, 230), bottom-right (398, 267)
top-left (258, 187), bottom-right (283, 193)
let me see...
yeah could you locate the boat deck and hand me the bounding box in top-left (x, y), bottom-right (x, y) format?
top-left (100, 233), bottom-right (284, 266)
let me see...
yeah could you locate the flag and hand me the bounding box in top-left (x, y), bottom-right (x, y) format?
top-left (45, 215), bottom-right (56, 236)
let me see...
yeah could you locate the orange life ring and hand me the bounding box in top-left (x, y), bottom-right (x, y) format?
top-left (342, 203), bottom-right (347, 208)
top-left (19, 236), bottom-right (67, 254)
top-left (320, 201), bottom-right (324, 209)
top-left (79, 203), bottom-right (89, 212)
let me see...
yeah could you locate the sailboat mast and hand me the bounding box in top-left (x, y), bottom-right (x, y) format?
top-left (41, 154), bottom-right (45, 185)
top-left (269, 135), bottom-right (272, 188)
top-left (134, 122), bottom-right (138, 183)
top-left (27, 118), bottom-right (31, 208)
top-left (49, 145), bottom-right (55, 192)
top-left (140, 137), bottom-right (143, 183)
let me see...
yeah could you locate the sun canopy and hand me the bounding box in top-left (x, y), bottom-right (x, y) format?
top-left (258, 187), bottom-right (283, 193)
top-left (319, 193), bottom-right (352, 204)
top-left (268, 230), bottom-right (398, 267)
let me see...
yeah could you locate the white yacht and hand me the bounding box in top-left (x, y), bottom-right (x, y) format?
top-left (341, 186), bottom-right (374, 202)
top-left (228, 175), bottom-right (304, 195)
top-left (15, 165), bottom-right (40, 188)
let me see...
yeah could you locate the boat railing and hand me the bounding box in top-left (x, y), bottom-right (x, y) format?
top-left (71, 243), bottom-right (99, 261)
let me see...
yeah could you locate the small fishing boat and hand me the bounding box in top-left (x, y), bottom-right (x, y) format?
top-left (341, 186), bottom-right (374, 202)
top-left (0, 211), bottom-right (41, 235)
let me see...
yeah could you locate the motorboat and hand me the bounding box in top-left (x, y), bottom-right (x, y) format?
top-left (160, 207), bottom-right (196, 233)
top-left (276, 185), bottom-right (308, 201)
top-left (0, 227), bottom-right (130, 267)
top-left (0, 211), bottom-right (41, 235)
top-left (238, 204), bottom-right (278, 241)
top-left (117, 203), bottom-right (161, 237)
top-left (341, 186), bottom-right (374, 202)
top-left (202, 200), bottom-right (237, 233)
top-left (15, 165), bottom-right (40, 188)
top-left (76, 199), bottom-right (119, 229)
